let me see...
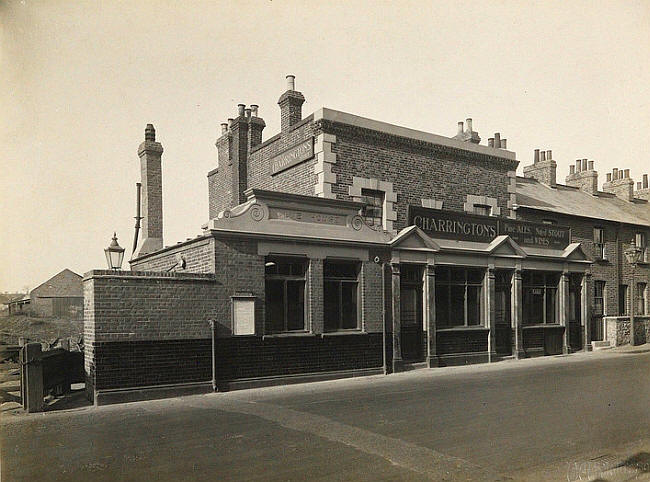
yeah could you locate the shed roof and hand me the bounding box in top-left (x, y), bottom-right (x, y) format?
top-left (30, 269), bottom-right (82, 298)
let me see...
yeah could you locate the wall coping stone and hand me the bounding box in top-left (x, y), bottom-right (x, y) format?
top-left (83, 269), bottom-right (216, 282)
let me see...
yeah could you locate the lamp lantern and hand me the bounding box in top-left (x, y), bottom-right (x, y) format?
top-left (105, 232), bottom-right (125, 270)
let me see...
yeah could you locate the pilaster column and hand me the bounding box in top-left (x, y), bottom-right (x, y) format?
top-left (559, 271), bottom-right (570, 354)
top-left (391, 262), bottom-right (403, 372)
top-left (426, 264), bottom-right (438, 367)
top-left (512, 268), bottom-right (525, 358)
top-left (486, 266), bottom-right (497, 362)
top-left (309, 258), bottom-right (324, 334)
top-left (581, 272), bottom-right (592, 351)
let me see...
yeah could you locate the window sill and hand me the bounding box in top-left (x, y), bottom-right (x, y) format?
top-left (262, 332), bottom-right (316, 340)
top-left (321, 330), bottom-right (366, 337)
top-left (436, 326), bottom-right (488, 332)
top-left (522, 324), bottom-right (563, 329)
top-left (594, 258), bottom-right (610, 264)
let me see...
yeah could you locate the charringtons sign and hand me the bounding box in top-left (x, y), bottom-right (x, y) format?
top-left (408, 206), bottom-right (570, 249)
top-left (269, 138), bottom-right (314, 175)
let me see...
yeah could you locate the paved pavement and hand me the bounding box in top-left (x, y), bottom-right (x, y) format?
top-left (1, 348), bottom-right (649, 481)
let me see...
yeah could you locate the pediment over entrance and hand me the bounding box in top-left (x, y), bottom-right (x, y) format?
top-left (486, 235), bottom-right (527, 257)
top-left (390, 226), bottom-right (440, 251)
top-left (562, 243), bottom-right (591, 262)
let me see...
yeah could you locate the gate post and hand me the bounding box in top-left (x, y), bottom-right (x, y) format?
top-left (21, 343), bottom-right (44, 413)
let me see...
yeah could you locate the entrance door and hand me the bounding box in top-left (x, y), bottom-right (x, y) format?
top-left (569, 275), bottom-right (582, 351)
top-left (400, 266), bottom-right (423, 361)
top-left (495, 271), bottom-right (512, 355)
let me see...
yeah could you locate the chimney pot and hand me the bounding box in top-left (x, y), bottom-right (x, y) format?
top-left (540, 151), bottom-right (546, 162)
top-left (465, 118), bottom-right (473, 133)
top-left (237, 104), bottom-right (245, 117)
top-left (581, 159), bottom-right (587, 172)
top-left (245, 108), bottom-right (251, 118)
top-left (643, 174), bottom-right (648, 188)
top-left (494, 132), bottom-right (501, 147)
top-left (607, 173), bottom-right (612, 182)
top-left (488, 138), bottom-right (494, 147)
top-left (613, 168), bottom-right (618, 179)
top-left (501, 139), bottom-right (507, 149)
top-left (250, 104), bottom-right (259, 117)
top-left (624, 169), bottom-right (630, 179)
top-left (570, 165), bottom-right (575, 175)
top-left (588, 160), bottom-right (594, 171)
top-left (546, 150), bottom-right (552, 160)
top-left (534, 149), bottom-right (540, 163)
top-left (576, 160), bottom-right (582, 172)
top-left (227, 118), bottom-right (234, 127)
top-left (145, 123), bottom-right (156, 142)
top-left (286, 75), bottom-right (296, 91)
top-left (638, 182), bottom-right (642, 190)
top-left (220, 123), bottom-right (228, 134)
top-left (457, 121), bottom-right (464, 134)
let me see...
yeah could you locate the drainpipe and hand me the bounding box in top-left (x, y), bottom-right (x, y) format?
top-left (208, 319), bottom-right (217, 392)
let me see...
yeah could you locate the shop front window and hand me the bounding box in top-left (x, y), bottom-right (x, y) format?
top-left (435, 267), bottom-right (483, 328)
top-left (324, 260), bottom-right (360, 331)
top-left (265, 257), bottom-right (307, 333)
top-left (522, 271), bottom-right (560, 324)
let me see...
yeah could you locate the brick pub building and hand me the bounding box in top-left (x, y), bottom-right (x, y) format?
top-left (83, 76), bottom-right (650, 404)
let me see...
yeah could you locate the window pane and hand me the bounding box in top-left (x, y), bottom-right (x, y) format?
top-left (546, 288), bottom-right (557, 323)
top-left (324, 262), bottom-right (358, 279)
top-left (341, 282), bottom-right (358, 329)
top-left (435, 267), bottom-right (450, 282)
top-left (467, 285), bottom-right (481, 325)
top-left (435, 284), bottom-right (449, 327)
top-left (265, 280), bottom-right (285, 333)
top-left (286, 280), bottom-right (305, 331)
top-left (495, 287), bottom-right (511, 323)
top-left (324, 281), bottom-right (340, 331)
top-left (450, 285), bottom-right (465, 326)
top-left (523, 288), bottom-right (544, 324)
top-left (467, 268), bottom-right (484, 284)
top-left (451, 269), bottom-right (466, 283)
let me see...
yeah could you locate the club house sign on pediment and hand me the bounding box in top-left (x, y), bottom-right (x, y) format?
top-left (408, 206), bottom-right (570, 249)
top-left (270, 138), bottom-right (314, 175)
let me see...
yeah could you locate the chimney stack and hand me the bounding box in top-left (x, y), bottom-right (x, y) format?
top-left (136, 124), bottom-right (164, 257)
top-left (494, 132), bottom-right (501, 148)
top-left (278, 74), bottom-right (305, 132)
top-left (488, 138), bottom-right (494, 147)
top-left (220, 123), bottom-right (228, 135)
top-left (453, 118), bottom-right (481, 144)
top-left (500, 139), bottom-right (507, 149)
top-left (250, 104), bottom-right (259, 117)
top-left (603, 167), bottom-right (634, 201)
top-left (634, 173), bottom-right (650, 201)
top-left (566, 157), bottom-right (598, 195)
top-left (248, 104), bottom-right (265, 150)
top-left (523, 147), bottom-right (556, 187)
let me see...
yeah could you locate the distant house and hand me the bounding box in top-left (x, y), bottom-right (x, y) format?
top-left (3, 294), bottom-right (29, 315)
top-left (23, 269), bottom-right (83, 319)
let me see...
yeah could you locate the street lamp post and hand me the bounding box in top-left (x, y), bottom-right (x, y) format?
top-left (624, 239), bottom-right (642, 346)
top-left (104, 232), bottom-right (125, 270)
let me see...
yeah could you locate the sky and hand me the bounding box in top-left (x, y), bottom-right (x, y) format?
top-left (1, 0), bottom-right (649, 293)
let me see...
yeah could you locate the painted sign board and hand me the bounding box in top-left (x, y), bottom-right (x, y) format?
top-left (269, 138), bottom-right (314, 175)
top-left (408, 206), bottom-right (570, 249)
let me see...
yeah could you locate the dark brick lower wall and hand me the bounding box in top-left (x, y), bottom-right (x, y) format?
top-left (92, 334), bottom-right (384, 391)
top-left (216, 333), bottom-right (383, 380)
top-left (437, 329), bottom-right (489, 354)
top-left (93, 339), bottom-right (212, 390)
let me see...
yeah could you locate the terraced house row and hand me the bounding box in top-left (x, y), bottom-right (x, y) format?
top-left (83, 76), bottom-right (650, 404)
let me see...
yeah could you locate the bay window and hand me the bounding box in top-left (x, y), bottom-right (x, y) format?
top-left (522, 271), bottom-right (560, 324)
top-left (435, 267), bottom-right (483, 328)
top-left (324, 260), bottom-right (360, 331)
top-left (265, 257), bottom-right (307, 333)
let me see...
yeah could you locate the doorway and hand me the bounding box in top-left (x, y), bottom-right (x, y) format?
top-left (400, 265), bottom-right (424, 361)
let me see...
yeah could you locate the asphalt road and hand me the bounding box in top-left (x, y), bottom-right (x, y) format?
top-left (1, 350), bottom-right (649, 481)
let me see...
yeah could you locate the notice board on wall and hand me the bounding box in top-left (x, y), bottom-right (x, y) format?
top-left (232, 295), bottom-right (255, 335)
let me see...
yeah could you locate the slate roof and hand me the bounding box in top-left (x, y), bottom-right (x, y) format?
top-left (30, 269), bottom-right (82, 298)
top-left (515, 176), bottom-right (650, 227)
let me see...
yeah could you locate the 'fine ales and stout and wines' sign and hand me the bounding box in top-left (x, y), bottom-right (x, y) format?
top-left (269, 138), bottom-right (314, 175)
top-left (408, 206), bottom-right (570, 249)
